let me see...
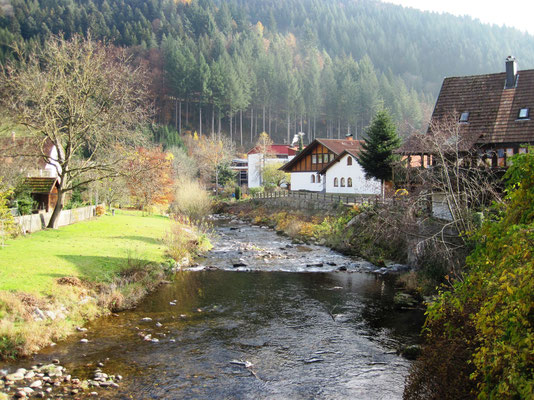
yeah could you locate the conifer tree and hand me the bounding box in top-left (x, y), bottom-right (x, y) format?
top-left (357, 110), bottom-right (401, 182)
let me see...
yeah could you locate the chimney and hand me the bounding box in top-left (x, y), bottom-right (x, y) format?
top-left (505, 56), bottom-right (518, 89)
top-left (345, 133), bottom-right (353, 141)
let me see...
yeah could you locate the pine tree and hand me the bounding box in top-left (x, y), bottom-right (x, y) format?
top-left (357, 110), bottom-right (401, 182)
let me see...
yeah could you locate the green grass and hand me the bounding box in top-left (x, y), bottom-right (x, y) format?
top-left (0, 210), bottom-right (171, 294)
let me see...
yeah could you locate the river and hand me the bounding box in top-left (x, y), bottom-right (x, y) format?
top-left (1, 215), bottom-right (424, 399)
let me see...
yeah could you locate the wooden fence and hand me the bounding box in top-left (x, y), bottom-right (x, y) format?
top-left (252, 191), bottom-right (385, 206)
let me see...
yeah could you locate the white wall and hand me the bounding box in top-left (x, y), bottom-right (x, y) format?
top-left (248, 154), bottom-right (294, 188)
top-left (324, 154), bottom-right (381, 195)
top-left (15, 205), bottom-right (97, 234)
top-left (290, 172), bottom-right (325, 192)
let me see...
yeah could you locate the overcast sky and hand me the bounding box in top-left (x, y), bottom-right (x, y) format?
top-left (383, 0), bottom-right (534, 35)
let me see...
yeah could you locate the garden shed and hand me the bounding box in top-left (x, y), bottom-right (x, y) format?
top-left (23, 177), bottom-right (59, 213)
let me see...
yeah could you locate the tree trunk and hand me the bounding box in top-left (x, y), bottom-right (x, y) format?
top-left (211, 104), bottom-right (215, 137)
top-left (229, 113), bottom-right (233, 142)
top-left (199, 104), bottom-right (202, 137)
top-left (262, 105), bottom-right (266, 133)
top-left (186, 100), bottom-right (189, 128)
top-left (313, 115), bottom-right (316, 142)
top-left (337, 118), bottom-right (341, 139)
top-left (179, 101), bottom-right (182, 134)
top-left (174, 99), bottom-right (178, 130)
top-left (218, 111), bottom-right (221, 140)
top-left (240, 109), bottom-right (243, 146)
top-left (287, 111), bottom-right (290, 145)
top-left (47, 190), bottom-right (66, 229)
top-left (250, 108), bottom-right (254, 143)
top-left (268, 106), bottom-right (272, 135)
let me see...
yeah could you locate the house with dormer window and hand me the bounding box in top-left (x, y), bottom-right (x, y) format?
top-left (399, 56), bottom-right (534, 168)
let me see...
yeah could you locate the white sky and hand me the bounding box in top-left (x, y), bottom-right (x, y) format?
top-left (383, 0), bottom-right (534, 35)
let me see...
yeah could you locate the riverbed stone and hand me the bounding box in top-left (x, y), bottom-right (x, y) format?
top-left (30, 380), bottom-right (42, 388)
top-left (14, 390), bottom-right (27, 398)
top-left (5, 372), bottom-right (24, 381)
top-left (24, 371), bottom-right (35, 380)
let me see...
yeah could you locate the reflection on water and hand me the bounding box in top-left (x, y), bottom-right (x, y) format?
top-left (2, 219), bottom-right (424, 399)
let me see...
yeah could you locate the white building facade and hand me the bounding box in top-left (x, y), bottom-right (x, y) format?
top-left (321, 152), bottom-right (381, 195)
top-left (247, 145), bottom-right (296, 188)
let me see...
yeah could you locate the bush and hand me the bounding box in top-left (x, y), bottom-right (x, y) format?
top-left (15, 191), bottom-right (35, 215)
top-left (95, 205), bottom-right (106, 216)
top-left (248, 186), bottom-right (264, 197)
top-left (164, 216), bottom-right (212, 265)
top-left (170, 180), bottom-right (212, 223)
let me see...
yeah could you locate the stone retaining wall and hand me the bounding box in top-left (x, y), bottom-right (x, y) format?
top-left (15, 205), bottom-right (97, 233)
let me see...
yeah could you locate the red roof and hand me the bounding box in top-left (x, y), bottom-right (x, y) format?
top-left (247, 144), bottom-right (297, 155)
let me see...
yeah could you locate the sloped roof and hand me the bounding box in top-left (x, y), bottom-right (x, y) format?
top-left (280, 138), bottom-right (363, 171)
top-left (318, 147), bottom-right (363, 174)
top-left (23, 177), bottom-right (58, 194)
top-left (247, 144), bottom-right (297, 155)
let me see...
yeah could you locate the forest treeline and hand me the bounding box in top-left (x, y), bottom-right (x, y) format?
top-left (2, 0), bottom-right (534, 148)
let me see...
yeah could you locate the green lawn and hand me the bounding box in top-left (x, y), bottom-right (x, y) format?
top-left (0, 210), bottom-right (171, 294)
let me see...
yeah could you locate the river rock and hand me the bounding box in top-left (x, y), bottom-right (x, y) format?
top-left (232, 262), bottom-right (247, 268)
top-left (30, 380), bottom-right (42, 388)
top-left (44, 310), bottom-right (56, 320)
top-left (33, 308), bottom-right (46, 321)
top-left (393, 292), bottom-right (419, 309)
top-left (80, 338), bottom-right (89, 343)
top-left (337, 266), bottom-right (347, 271)
top-left (5, 372), bottom-right (24, 381)
top-left (24, 371), bottom-right (35, 379)
top-left (306, 263), bottom-right (323, 268)
top-left (155, 322), bottom-right (163, 327)
top-left (400, 344), bottom-right (422, 360)
top-left (14, 390), bottom-right (27, 398)
top-left (141, 317), bottom-right (152, 322)
top-left (76, 327), bottom-right (88, 332)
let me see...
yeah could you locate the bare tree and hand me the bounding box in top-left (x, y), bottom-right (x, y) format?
top-left (0, 35), bottom-right (151, 228)
top-left (191, 135), bottom-right (235, 194)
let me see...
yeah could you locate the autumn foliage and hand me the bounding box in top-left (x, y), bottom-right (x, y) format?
top-left (127, 146), bottom-right (174, 212)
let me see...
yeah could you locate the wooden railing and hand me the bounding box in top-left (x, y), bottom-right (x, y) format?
top-left (252, 191), bottom-right (385, 206)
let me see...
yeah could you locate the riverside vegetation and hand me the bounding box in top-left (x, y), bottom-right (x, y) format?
top-left (0, 209), bottom-right (212, 360)
top-left (227, 150), bottom-right (533, 399)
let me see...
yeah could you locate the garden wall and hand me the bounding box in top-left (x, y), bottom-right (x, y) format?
top-left (14, 205), bottom-right (97, 233)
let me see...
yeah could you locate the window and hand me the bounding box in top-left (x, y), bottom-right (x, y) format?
top-left (519, 147), bottom-right (528, 154)
top-left (347, 156), bottom-right (353, 166)
top-left (311, 175), bottom-right (315, 183)
top-left (340, 178), bottom-right (345, 187)
top-left (317, 154), bottom-right (323, 164)
top-left (518, 108), bottom-right (530, 119)
top-left (334, 177), bottom-right (339, 187)
top-left (347, 177), bottom-right (353, 187)
top-left (330, 153), bottom-right (335, 162)
top-left (459, 112), bottom-right (470, 122)
top-left (498, 149), bottom-right (505, 167)
top-left (311, 154), bottom-right (317, 164)
top-left (317, 174), bottom-right (321, 183)
top-left (506, 148), bottom-right (514, 166)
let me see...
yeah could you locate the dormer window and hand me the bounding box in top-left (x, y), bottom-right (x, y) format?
top-left (459, 112), bottom-right (470, 123)
top-left (518, 108), bottom-right (530, 120)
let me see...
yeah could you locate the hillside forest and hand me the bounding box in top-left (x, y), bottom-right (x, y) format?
top-left (2, 0), bottom-right (534, 149)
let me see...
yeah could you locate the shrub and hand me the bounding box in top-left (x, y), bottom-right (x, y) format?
top-left (164, 216), bottom-right (212, 266)
top-left (170, 180), bottom-right (212, 223)
top-left (249, 186), bottom-right (264, 197)
top-left (95, 205), bottom-right (106, 216)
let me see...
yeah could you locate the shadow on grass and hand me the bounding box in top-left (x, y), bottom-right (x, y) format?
top-left (57, 255), bottom-right (153, 281)
top-left (111, 235), bottom-right (162, 245)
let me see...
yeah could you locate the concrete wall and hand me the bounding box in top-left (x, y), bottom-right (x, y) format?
top-left (15, 205), bottom-right (97, 234)
top-left (324, 154), bottom-right (381, 195)
top-left (290, 172), bottom-right (325, 191)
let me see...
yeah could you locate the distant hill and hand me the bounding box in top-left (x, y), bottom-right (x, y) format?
top-left (2, 0), bottom-right (533, 147)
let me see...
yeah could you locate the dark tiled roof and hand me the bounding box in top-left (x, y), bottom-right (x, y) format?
top-left (430, 69), bottom-right (534, 146)
top-left (280, 138), bottom-right (363, 172)
top-left (23, 177), bottom-right (58, 194)
top-left (316, 139), bottom-right (363, 154)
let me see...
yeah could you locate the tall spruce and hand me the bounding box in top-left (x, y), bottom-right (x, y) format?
top-left (357, 110), bottom-right (401, 182)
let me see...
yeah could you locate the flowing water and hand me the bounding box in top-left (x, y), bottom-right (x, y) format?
top-left (2, 216), bottom-right (424, 399)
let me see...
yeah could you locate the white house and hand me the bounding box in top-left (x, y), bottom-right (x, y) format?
top-left (319, 150), bottom-right (381, 194)
top-left (280, 137), bottom-right (379, 193)
top-left (247, 144), bottom-right (297, 188)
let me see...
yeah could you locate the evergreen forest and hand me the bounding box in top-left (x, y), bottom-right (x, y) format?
top-left (2, 0), bottom-right (534, 148)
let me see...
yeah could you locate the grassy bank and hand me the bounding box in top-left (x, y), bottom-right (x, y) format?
top-left (0, 210), bottom-right (206, 359)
